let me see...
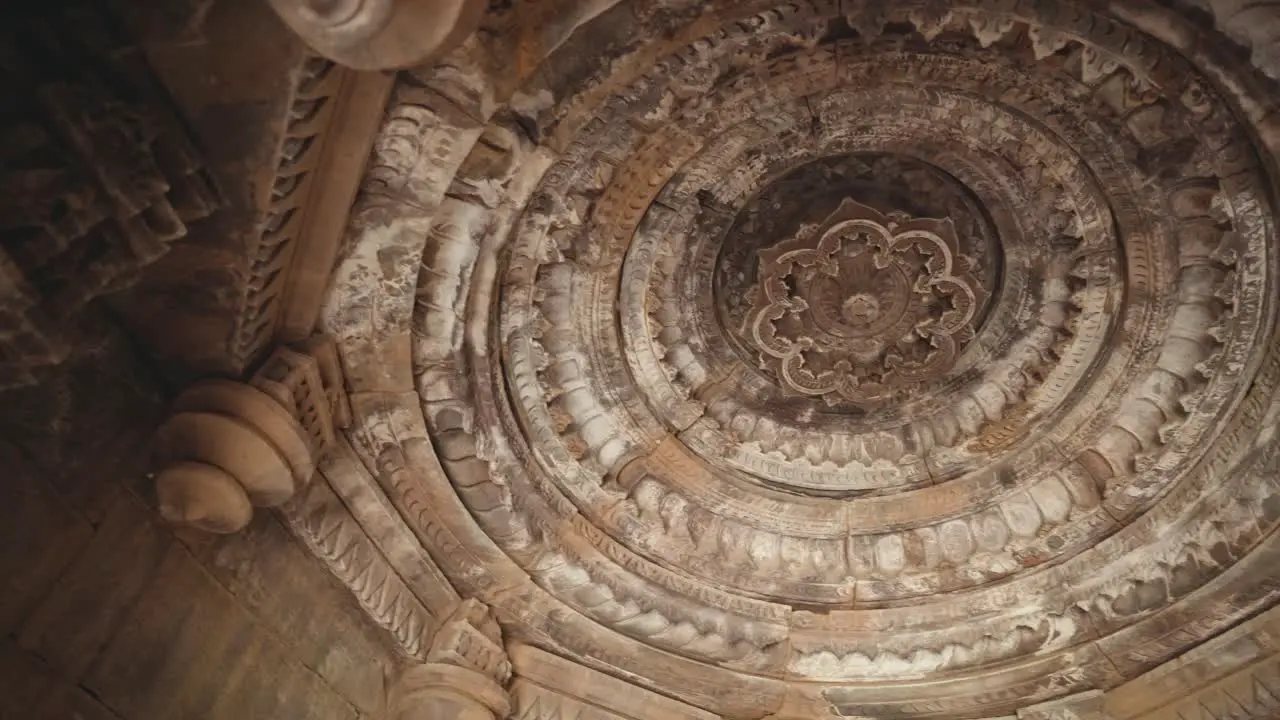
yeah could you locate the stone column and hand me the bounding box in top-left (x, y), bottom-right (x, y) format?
top-left (151, 335), bottom-right (350, 533)
top-left (266, 0), bottom-right (487, 70)
top-left (389, 599), bottom-right (512, 720)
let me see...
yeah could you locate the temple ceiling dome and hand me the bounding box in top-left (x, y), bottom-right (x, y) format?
top-left (321, 1), bottom-right (1280, 716)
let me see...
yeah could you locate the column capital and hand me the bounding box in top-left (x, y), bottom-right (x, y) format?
top-left (151, 335), bottom-right (349, 533)
top-left (427, 598), bottom-right (512, 686)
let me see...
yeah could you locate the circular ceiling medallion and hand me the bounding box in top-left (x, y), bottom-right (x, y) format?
top-left (718, 154), bottom-right (997, 410)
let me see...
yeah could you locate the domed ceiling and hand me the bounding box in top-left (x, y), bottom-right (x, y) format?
top-left (322, 0), bottom-right (1280, 717)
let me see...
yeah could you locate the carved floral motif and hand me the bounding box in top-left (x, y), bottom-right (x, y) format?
top-left (743, 198), bottom-right (985, 407)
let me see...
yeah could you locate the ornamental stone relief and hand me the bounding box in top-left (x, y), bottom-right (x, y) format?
top-left (307, 0), bottom-right (1280, 717)
top-left (735, 191), bottom-right (989, 408)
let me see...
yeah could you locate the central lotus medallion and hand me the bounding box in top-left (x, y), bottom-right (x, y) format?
top-left (743, 198), bottom-right (986, 407)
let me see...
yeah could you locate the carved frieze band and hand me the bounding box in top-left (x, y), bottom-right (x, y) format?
top-left (228, 55), bottom-right (393, 372)
top-left (280, 472), bottom-right (435, 660)
top-left (1107, 600), bottom-right (1280, 719)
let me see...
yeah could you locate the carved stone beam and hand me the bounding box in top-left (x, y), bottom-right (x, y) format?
top-left (151, 335), bottom-right (350, 533)
top-left (390, 599), bottom-right (512, 720)
top-left (267, 0), bottom-right (487, 70)
top-left (1017, 691), bottom-right (1110, 720)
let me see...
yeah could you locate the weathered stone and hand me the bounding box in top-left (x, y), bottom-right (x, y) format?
top-left (0, 1), bottom-right (219, 389)
top-left (18, 489), bottom-right (172, 680)
top-left (6, 0), bottom-right (1280, 718)
top-left (0, 640), bottom-right (121, 720)
top-left (0, 442), bottom-right (93, 637)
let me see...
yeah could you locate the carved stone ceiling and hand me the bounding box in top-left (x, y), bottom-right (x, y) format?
top-left (320, 1), bottom-right (1280, 717)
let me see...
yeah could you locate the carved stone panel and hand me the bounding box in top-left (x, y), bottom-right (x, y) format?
top-left (0, 1), bottom-right (219, 388)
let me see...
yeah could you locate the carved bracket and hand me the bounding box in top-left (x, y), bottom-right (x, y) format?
top-left (390, 599), bottom-right (512, 720)
top-left (427, 598), bottom-right (512, 686)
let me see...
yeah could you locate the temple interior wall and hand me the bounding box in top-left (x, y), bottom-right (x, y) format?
top-left (0, 320), bottom-right (397, 719)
